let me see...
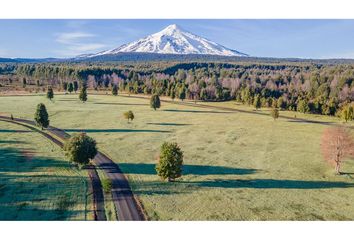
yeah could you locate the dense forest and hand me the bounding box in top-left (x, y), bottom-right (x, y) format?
top-left (1, 60), bottom-right (354, 116)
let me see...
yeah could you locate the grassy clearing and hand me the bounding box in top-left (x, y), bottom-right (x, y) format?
top-left (1, 93), bottom-right (354, 220)
top-left (0, 120), bottom-right (92, 220)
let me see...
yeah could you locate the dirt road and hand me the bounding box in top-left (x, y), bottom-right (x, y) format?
top-left (0, 115), bottom-right (145, 221)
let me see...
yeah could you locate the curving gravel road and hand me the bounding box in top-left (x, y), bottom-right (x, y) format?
top-left (0, 115), bottom-right (145, 221)
top-left (0, 116), bottom-right (106, 220)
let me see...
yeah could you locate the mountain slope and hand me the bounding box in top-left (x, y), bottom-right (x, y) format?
top-left (84, 24), bottom-right (248, 58)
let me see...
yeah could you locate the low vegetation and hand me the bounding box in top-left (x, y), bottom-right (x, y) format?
top-left (123, 110), bottom-right (134, 123)
top-left (1, 90), bottom-right (354, 220)
top-left (0, 121), bottom-right (90, 220)
top-left (101, 178), bottom-right (113, 193)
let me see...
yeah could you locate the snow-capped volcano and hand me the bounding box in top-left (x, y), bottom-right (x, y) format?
top-left (85, 24), bottom-right (248, 57)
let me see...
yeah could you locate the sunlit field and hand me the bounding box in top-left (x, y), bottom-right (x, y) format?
top-left (0, 120), bottom-right (91, 220)
top-left (1, 93), bottom-right (354, 220)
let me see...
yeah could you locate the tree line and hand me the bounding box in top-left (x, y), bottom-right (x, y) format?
top-left (2, 61), bottom-right (352, 117)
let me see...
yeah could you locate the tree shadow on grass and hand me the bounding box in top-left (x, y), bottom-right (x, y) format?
top-left (185, 179), bottom-right (354, 189)
top-left (0, 140), bottom-right (28, 144)
top-left (63, 128), bottom-right (171, 133)
top-left (287, 120), bottom-right (332, 125)
top-left (0, 147), bottom-right (87, 220)
top-left (57, 99), bottom-right (78, 102)
top-left (131, 178), bottom-right (354, 197)
top-left (94, 102), bottom-right (148, 106)
top-left (146, 122), bottom-right (192, 126)
top-left (117, 163), bottom-right (258, 176)
top-left (163, 109), bottom-right (233, 114)
top-left (0, 147), bottom-right (69, 172)
top-left (0, 129), bottom-right (32, 133)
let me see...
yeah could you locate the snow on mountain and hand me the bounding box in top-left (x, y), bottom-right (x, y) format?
top-left (83, 24), bottom-right (248, 58)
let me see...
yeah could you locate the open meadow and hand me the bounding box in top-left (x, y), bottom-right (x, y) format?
top-left (0, 119), bottom-right (91, 220)
top-left (1, 93), bottom-right (354, 220)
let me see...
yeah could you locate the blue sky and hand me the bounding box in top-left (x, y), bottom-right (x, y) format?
top-left (1, 19), bottom-right (354, 59)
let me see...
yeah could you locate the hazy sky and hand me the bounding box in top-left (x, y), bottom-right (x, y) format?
top-left (1, 19), bottom-right (354, 59)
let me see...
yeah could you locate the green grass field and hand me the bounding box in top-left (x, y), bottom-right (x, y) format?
top-left (0, 120), bottom-right (91, 220)
top-left (1, 93), bottom-right (354, 220)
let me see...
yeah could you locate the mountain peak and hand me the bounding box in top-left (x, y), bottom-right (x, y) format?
top-left (82, 24), bottom-right (248, 58)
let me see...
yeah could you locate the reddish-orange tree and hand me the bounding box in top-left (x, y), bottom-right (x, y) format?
top-left (321, 127), bottom-right (354, 174)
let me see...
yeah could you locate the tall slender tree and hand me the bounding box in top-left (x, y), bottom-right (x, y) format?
top-left (150, 94), bottom-right (161, 110)
top-left (112, 84), bottom-right (118, 96)
top-left (68, 82), bottom-right (74, 94)
top-left (79, 83), bottom-right (88, 102)
top-left (34, 103), bottom-right (49, 130)
top-left (46, 86), bottom-right (54, 101)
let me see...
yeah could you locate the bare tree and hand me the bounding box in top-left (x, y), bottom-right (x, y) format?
top-left (321, 127), bottom-right (354, 174)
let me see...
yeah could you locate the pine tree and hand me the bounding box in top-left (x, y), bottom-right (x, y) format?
top-left (46, 86), bottom-right (54, 101)
top-left (271, 107), bottom-right (279, 120)
top-left (73, 81), bottom-right (79, 93)
top-left (156, 142), bottom-right (184, 182)
top-left (341, 104), bottom-right (354, 122)
top-left (112, 84), bottom-right (118, 96)
top-left (253, 94), bottom-right (261, 110)
top-left (150, 94), bottom-right (161, 110)
top-left (297, 99), bottom-right (310, 113)
top-left (179, 87), bottom-right (186, 101)
top-left (79, 84), bottom-right (88, 102)
top-left (34, 103), bottom-right (49, 130)
top-left (62, 82), bottom-right (68, 92)
top-left (68, 82), bottom-right (74, 94)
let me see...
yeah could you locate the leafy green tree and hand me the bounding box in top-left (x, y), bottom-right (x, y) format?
top-left (79, 84), bottom-right (88, 102)
top-left (34, 103), bottom-right (49, 130)
top-left (150, 94), bottom-right (161, 110)
top-left (341, 104), bottom-right (354, 122)
top-left (46, 86), bottom-right (54, 101)
top-left (63, 133), bottom-right (97, 166)
top-left (62, 82), bottom-right (68, 92)
top-left (271, 107), bottom-right (279, 120)
top-left (277, 98), bottom-right (287, 110)
top-left (253, 94), bottom-right (261, 110)
top-left (179, 87), bottom-right (186, 101)
top-left (200, 88), bottom-right (207, 100)
top-left (73, 81), bottom-right (79, 93)
top-left (171, 89), bottom-right (176, 101)
top-left (156, 142), bottom-right (184, 181)
top-left (68, 82), bottom-right (74, 94)
top-left (112, 84), bottom-right (118, 96)
top-left (22, 78), bottom-right (27, 88)
top-left (123, 110), bottom-right (134, 122)
top-left (297, 99), bottom-right (310, 113)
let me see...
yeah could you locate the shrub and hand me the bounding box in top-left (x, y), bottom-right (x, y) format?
top-left (123, 110), bottom-right (134, 122)
top-left (102, 178), bottom-right (112, 193)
